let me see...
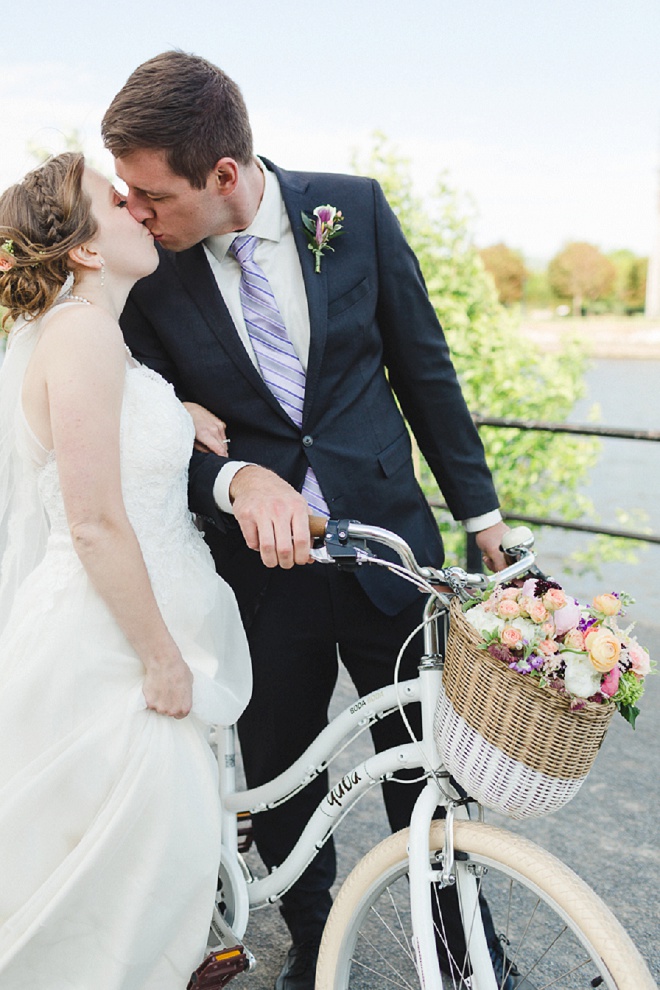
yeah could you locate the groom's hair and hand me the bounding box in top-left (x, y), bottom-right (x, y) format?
top-left (102, 51), bottom-right (254, 190)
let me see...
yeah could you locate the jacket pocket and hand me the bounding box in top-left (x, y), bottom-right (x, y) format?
top-left (327, 277), bottom-right (370, 320)
top-left (377, 432), bottom-right (412, 478)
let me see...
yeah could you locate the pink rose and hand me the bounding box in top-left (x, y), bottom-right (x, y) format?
top-left (592, 593), bottom-right (621, 617)
top-left (542, 621), bottom-right (555, 636)
top-left (627, 643), bottom-right (651, 677)
top-left (542, 588), bottom-right (567, 612)
top-left (600, 666), bottom-right (620, 697)
top-left (501, 587), bottom-right (520, 600)
top-left (538, 639), bottom-right (559, 656)
top-left (501, 626), bottom-right (523, 649)
top-left (497, 599), bottom-right (522, 620)
top-left (526, 599), bottom-right (549, 624)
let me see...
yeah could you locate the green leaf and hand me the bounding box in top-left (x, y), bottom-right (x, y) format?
top-left (301, 211), bottom-right (316, 234)
top-left (616, 703), bottom-right (640, 729)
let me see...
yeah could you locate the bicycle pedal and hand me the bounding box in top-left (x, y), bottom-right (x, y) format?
top-left (187, 945), bottom-right (251, 989)
top-left (237, 811), bottom-right (253, 853)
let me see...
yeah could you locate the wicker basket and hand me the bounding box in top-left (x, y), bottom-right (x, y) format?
top-left (433, 597), bottom-right (616, 819)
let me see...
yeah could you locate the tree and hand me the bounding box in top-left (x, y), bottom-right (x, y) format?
top-left (548, 242), bottom-right (616, 315)
top-left (624, 257), bottom-right (648, 313)
top-left (478, 242), bottom-right (528, 306)
top-left (606, 250), bottom-right (647, 314)
top-left (352, 136), bottom-right (600, 563)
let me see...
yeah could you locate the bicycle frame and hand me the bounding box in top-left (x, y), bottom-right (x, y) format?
top-left (211, 524), bottom-right (537, 989)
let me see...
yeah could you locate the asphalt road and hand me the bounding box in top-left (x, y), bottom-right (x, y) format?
top-left (230, 620), bottom-right (660, 989)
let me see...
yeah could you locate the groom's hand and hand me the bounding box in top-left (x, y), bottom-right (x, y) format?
top-left (229, 465), bottom-right (312, 568)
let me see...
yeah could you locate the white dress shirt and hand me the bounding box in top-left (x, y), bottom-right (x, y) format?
top-left (205, 161), bottom-right (501, 534)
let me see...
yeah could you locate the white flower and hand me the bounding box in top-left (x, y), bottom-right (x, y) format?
top-left (510, 616), bottom-right (542, 643)
top-left (563, 653), bottom-right (601, 698)
top-left (464, 605), bottom-right (504, 637)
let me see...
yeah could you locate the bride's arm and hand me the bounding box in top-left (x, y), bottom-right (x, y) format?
top-left (31, 308), bottom-right (192, 718)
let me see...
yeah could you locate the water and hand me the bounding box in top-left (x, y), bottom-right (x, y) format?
top-left (532, 358), bottom-right (660, 629)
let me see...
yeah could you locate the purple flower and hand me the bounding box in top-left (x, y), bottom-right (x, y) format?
top-left (302, 204), bottom-right (344, 273)
top-left (314, 205), bottom-right (336, 225)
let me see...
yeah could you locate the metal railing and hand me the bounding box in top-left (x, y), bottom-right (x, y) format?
top-left (429, 415), bottom-right (660, 570)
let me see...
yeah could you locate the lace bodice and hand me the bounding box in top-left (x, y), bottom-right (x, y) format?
top-left (35, 362), bottom-right (207, 602)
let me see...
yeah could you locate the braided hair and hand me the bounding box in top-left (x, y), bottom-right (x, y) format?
top-left (0, 153), bottom-right (97, 326)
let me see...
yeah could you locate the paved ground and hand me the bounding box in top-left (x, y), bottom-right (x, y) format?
top-left (230, 621), bottom-right (660, 988)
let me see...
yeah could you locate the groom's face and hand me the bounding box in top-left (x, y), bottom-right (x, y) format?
top-left (115, 149), bottom-right (231, 252)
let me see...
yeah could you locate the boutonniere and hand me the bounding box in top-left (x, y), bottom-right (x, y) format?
top-left (301, 205), bottom-right (344, 273)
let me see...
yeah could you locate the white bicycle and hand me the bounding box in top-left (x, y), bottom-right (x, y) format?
top-left (190, 520), bottom-right (656, 990)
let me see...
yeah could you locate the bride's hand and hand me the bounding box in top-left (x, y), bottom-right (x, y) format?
top-left (142, 654), bottom-right (194, 718)
top-left (183, 402), bottom-right (230, 457)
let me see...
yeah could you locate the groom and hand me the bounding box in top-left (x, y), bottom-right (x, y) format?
top-left (103, 51), bottom-right (511, 990)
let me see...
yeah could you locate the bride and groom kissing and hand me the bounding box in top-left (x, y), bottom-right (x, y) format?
top-left (0, 50), bottom-right (513, 990)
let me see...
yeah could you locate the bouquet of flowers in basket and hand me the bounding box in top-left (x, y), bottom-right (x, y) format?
top-left (463, 578), bottom-right (653, 728)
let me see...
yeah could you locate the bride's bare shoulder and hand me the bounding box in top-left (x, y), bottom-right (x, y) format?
top-left (37, 304), bottom-right (126, 370)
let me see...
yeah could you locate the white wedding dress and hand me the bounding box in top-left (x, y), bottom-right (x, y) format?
top-left (0, 305), bottom-right (252, 989)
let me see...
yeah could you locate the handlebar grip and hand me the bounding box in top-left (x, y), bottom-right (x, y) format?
top-left (308, 515), bottom-right (328, 540)
top-left (500, 526), bottom-right (534, 556)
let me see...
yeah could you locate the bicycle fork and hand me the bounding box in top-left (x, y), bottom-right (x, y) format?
top-left (408, 611), bottom-right (497, 990)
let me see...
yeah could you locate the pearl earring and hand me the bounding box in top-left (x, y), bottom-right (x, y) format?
top-left (100, 265), bottom-right (106, 287)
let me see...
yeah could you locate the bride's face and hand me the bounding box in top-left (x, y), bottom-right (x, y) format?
top-left (82, 168), bottom-right (159, 280)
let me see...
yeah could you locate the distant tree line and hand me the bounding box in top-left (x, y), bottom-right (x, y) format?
top-left (479, 241), bottom-right (648, 316)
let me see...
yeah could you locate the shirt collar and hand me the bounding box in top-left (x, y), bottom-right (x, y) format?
top-left (205, 159), bottom-right (283, 262)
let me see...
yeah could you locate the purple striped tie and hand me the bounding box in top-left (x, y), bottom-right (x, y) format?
top-left (230, 235), bottom-right (329, 517)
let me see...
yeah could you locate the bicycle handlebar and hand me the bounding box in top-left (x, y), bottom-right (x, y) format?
top-left (309, 516), bottom-right (537, 596)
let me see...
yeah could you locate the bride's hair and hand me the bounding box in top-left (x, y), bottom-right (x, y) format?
top-left (0, 152), bottom-right (98, 326)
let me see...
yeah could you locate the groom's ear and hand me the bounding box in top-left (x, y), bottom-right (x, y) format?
top-left (213, 158), bottom-right (239, 196)
top-left (67, 243), bottom-right (104, 272)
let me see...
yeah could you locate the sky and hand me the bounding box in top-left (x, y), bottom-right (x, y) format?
top-left (2, 0), bottom-right (659, 264)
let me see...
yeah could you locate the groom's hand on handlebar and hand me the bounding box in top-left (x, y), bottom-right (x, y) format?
top-left (475, 520), bottom-right (511, 572)
top-left (228, 465), bottom-right (312, 569)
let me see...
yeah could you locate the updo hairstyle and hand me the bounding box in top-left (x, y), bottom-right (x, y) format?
top-left (0, 152), bottom-right (97, 326)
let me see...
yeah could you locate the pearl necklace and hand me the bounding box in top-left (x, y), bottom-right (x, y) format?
top-left (68, 294), bottom-right (91, 305)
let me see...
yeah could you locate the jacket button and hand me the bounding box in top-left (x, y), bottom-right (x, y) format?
top-left (302, 435), bottom-right (314, 447)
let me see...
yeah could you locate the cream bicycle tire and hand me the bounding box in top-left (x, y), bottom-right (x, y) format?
top-left (316, 820), bottom-right (656, 990)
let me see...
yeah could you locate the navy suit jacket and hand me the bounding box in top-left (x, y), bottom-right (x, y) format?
top-left (121, 160), bottom-right (499, 616)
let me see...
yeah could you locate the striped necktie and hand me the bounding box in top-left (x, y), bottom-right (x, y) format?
top-left (230, 234), bottom-right (329, 517)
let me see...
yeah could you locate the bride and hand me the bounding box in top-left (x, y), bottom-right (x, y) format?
top-left (0, 153), bottom-right (252, 989)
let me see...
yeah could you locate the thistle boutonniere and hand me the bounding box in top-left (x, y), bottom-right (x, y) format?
top-left (301, 205), bottom-right (344, 273)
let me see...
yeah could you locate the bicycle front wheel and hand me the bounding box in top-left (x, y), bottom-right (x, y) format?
top-left (316, 820), bottom-right (655, 990)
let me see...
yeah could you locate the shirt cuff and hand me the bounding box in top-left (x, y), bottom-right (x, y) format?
top-left (462, 509), bottom-right (503, 533)
top-left (213, 461), bottom-right (253, 514)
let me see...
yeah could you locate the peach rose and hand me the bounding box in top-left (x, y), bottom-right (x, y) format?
top-left (538, 639), bottom-right (559, 656)
top-left (501, 626), bottom-right (524, 649)
top-left (585, 628), bottom-right (621, 672)
top-left (628, 643), bottom-right (651, 677)
top-left (497, 599), bottom-right (522, 620)
top-left (501, 587), bottom-right (520, 600)
top-left (563, 628), bottom-right (586, 651)
top-left (592, 593), bottom-right (621, 617)
top-left (542, 588), bottom-right (567, 612)
top-left (526, 599), bottom-right (549, 624)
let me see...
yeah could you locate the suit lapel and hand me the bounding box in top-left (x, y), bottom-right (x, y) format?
top-left (170, 244), bottom-right (291, 421)
top-left (265, 161), bottom-right (328, 424)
